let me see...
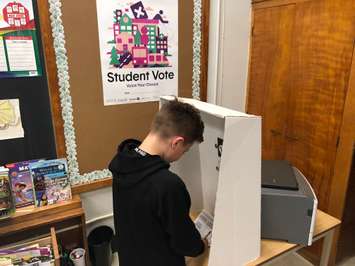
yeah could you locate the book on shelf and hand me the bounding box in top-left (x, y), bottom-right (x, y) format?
top-left (0, 167), bottom-right (15, 220)
top-left (6, 160), bottom-right (41, 209)
top-left (29, 159), bottom-right (72, 207)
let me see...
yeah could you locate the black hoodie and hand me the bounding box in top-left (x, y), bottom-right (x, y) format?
top-left (109, 139), bottom-right (204, 266)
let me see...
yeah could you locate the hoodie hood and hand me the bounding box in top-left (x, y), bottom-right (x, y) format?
top-left (109, 139), bottom-right (169, 188)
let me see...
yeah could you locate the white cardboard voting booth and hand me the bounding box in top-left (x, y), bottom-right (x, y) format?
top-left (161, 97), bottom-right (261, 266)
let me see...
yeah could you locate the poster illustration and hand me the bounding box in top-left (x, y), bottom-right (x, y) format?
top-left (0, 0), bottom-right (42, 78)
top-left (96, 0), bottom-right (178, 105)
top-left (0, 99), bottom-right (24, 140)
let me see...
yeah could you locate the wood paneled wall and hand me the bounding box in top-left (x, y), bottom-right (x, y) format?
top-left (248, 0), bottom-right (355, 263)
top-left (248, 0), bottom-right (355, 211)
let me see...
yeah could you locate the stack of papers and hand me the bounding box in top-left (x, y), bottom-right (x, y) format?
top-left (0, 244), bottom-right (53, 266)
top-left (194, 210), bottom-right (214, 246)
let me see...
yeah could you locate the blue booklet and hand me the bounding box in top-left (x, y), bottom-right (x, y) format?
top-left (29, 159), bottom-right (72, 207)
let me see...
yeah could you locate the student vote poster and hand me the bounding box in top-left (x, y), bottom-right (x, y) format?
top-left (96, 0), bottom-right (178, 105)
top-left (0, 0), bottom-right (42, 78)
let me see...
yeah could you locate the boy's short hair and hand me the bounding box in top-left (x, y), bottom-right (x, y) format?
top-left (151, 99), bottom-right (204, 144)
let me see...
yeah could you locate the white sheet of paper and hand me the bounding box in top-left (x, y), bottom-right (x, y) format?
top-left (0, 99), bottom-right (24, 140)
top-left (0, 39), bottom-right (8, 71)
top-left (194, 210), bottom-right (214, 240)
top-left (5, 36), bottom-right (37, 71)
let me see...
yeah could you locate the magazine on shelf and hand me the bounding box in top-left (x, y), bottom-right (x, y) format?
top-left (0, 244), bottom-right (52, 265)
top-left (29, 159), bottom-right (72, 207)
top-left (6, 160), bottom-right (41, 209)
top-left (0, 167), bottom-right (14, 219)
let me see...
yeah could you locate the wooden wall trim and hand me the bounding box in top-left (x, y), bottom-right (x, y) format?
top-left (252, 0), bottom-right (311, 9)
top-left (200, 0), bottom-right (210, 102)
top-left (245, 6), bottom-right (255, 112)
top-left (329, 46), bottom-right (355, 219)
top-left (37, 0), bottom-right (66, 158)
top-left (71, 178), bottom-right (113, 194)
top-left (327, 44), bottom-right (355, 265)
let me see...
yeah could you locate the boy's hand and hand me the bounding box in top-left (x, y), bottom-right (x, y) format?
top-left (204, 231), bottom-right (212, 247)
top-left (202, 238), bottom-right (209, 248)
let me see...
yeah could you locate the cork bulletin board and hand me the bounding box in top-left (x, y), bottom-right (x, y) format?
top-left (59, 0), bottom-right (195, 175)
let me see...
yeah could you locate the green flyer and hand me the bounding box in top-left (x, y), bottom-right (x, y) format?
top-left (0, 0), bottom-right (42, 78)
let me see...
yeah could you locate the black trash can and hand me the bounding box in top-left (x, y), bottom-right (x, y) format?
top-left (88, 226), bottom-right (113, 266)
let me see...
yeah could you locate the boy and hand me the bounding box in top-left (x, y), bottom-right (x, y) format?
top-left (109, 99), bottom-right (205, 266)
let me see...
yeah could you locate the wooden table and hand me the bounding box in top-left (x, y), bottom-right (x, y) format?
top-left (187, 210), bottom-right (340, 266)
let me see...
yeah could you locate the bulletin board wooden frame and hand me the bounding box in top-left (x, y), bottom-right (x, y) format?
top-left (36, 0), bottom-right (210, 193)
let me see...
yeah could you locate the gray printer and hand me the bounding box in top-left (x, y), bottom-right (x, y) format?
top-left (261, 160), bottom-right (318, 246)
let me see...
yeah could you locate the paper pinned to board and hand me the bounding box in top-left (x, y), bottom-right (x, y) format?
top-left (0, 0), bottom-right (43, 78)
top-left (0, 99), bottom-right (24, 140)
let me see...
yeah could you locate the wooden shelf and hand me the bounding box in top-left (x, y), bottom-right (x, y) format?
top-left (0, 227), bottom-right (61, 266)
top-left (0, 195), bottom-right (89, 264)
top-left (0, 195), bottom-right (82, 236)
top-left (51, 227), bottom-right (60, 265)
top-left (71, 177), bottom-right (112, 194)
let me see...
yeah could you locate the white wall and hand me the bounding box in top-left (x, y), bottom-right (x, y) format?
top-left (207, 0), bottom-right (251, 112)
top-left (81, 187), bottom-right (114, 235)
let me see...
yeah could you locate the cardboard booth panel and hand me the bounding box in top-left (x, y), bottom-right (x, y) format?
top-left (199, 113), bottom-right (224, 215)
top-left (162, 97), bottom-right (261, 266)
top-left (210, 117), bottom-right (261, 266)
top-left (171, 111), bottom-right (224, 215)
top-left (172, 144), bottom-right (204, 211)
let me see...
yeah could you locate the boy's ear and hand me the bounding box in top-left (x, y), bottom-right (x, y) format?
top-left (171, 136), bottom-right (185, 148)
